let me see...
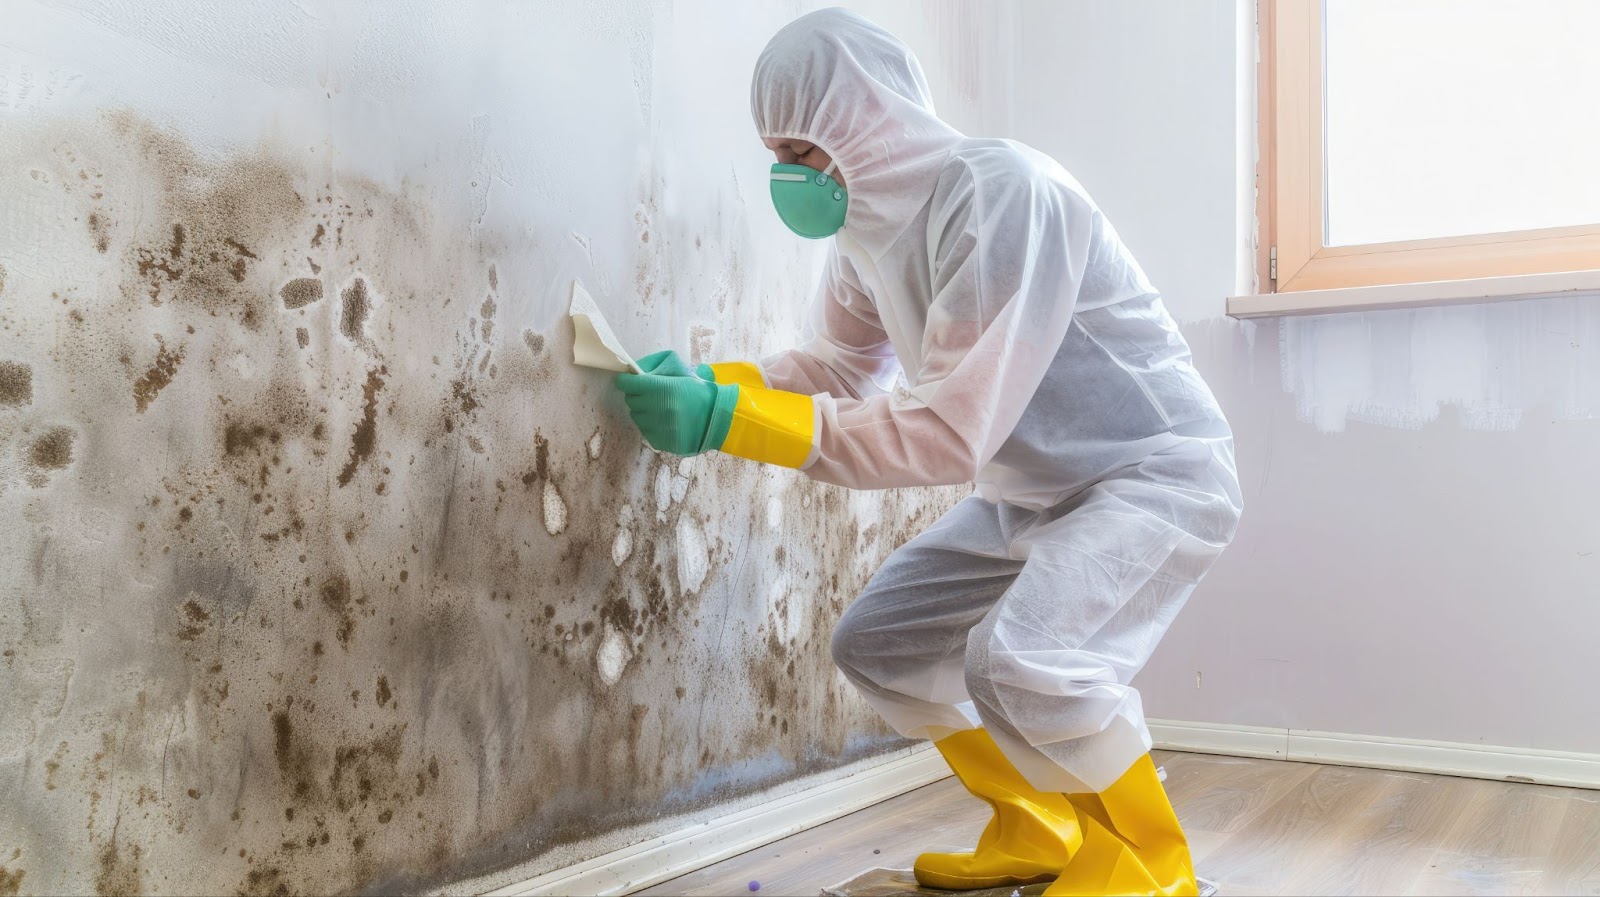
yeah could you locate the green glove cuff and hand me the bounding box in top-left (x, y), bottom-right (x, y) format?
top-left (701, 383), bottom-right (740, 453)
top-left (696, 363), bottom-right (715, 381)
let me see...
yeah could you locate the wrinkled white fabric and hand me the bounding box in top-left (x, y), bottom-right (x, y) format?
top-left (750, 8), bottom-right (1243, 792)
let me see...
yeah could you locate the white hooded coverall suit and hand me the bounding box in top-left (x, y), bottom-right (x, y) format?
top-left (749, 9), bottom-right (1243, 794)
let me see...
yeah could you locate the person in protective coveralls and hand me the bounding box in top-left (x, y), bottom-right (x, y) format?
top-left (615, 9), bottom-right (1242, 896)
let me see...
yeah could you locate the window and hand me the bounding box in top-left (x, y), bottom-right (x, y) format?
top-left (1255, 0), bottom-right (1600, 300)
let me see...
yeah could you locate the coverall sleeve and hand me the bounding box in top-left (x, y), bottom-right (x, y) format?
top-left (759, 250), bottom-right (901, 400)
top-left (801, 164), bottom-right (1092, 490)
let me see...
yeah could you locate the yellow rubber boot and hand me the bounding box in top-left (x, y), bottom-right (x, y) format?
top-left (914, 729), bottom-right (1082, 890)
top-left (1043, 755), bottom-right (1197, 897)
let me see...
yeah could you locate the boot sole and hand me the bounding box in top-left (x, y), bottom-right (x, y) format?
top-left (913, 868), bottom-right (1060, 890)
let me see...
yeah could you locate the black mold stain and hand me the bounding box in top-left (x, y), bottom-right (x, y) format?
top-left (337, 368), bottom-right (383, 487)
top-left (280, 278), bottom-right (323, 309)
top-left (27, 426), bottom-right (75, 469)
top-left (339, 277), bottom-right (371, 342)
top-left (0, 361), bottom-right (32, 406)
top-left (132, 341), bottom-right (184, 412)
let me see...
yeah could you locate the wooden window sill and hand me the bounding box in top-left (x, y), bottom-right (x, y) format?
top-left (1227, 269), bottom-right (1600, 319)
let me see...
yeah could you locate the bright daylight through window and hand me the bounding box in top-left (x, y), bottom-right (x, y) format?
top-left (1324, 0), bottom-right (1600, 246)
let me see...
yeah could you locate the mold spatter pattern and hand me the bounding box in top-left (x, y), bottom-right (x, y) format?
top-left (0, 114), bottom-right (961, 895)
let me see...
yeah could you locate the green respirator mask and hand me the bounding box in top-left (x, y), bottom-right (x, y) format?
top-left (769, 162), bottom-right (848, 239)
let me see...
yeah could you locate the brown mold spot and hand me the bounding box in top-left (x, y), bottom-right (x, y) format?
top-left (375, 675), bottom-right (391, 708)
top-left (336, 368), bottom-right (383, 487)
top-left (296, 327), bottom-right (310, 348)
top-left (238, 865), bottom-right (288, 897)
top-left (132, 342), bottom-right (184, 412)
top-left (522, 330), bottom-right (545, 354)
top-left (329, 724), bottom-right (405, 812)
top-left (339, 277), bottom-right (371, 342)
top-left (319, 574), bottom-right (357, 646)
top-left (87, 212), bottom-right (110, 252)
top-left (224, 421), bottom-right (279, 457)
top-left (27, 426), bottom-right (75, 469)
top-left (0, 361), bottom-right (32, 406)
top-left (94, 841), bottom-right (142, 897)
top-left (0, 864), bottom-right (23, 897)
top-left (311, 223), bottom-right (325, 248)
top-left (280, 278), bottom-right (323, 310)
top-left (176, 598), bottom-right (210, 641)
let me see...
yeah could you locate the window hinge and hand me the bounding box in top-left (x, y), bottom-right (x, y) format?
top-left (1269, 246), bottom-right (1278, 285)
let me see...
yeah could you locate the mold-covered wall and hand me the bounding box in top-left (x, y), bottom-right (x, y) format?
top-left (0, 2), bottom-right (1016, 893)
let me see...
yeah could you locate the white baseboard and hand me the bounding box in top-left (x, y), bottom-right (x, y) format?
top-left (1150, 718), bottom-right (1600, 789)
top-left (484, 747), bottom-right (951, 897)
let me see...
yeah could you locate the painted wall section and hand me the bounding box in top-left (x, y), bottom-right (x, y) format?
top-left (0, 2), bottom-right (1012, 894)
top-left (1014, 0), bottom-right (1600, 753)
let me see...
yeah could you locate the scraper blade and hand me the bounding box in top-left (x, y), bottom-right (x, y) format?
top-left (569, 278), bottom-right (642, 374)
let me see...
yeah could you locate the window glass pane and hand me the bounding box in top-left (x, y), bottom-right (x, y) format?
top-left (1324, 0), bottom-right (1600, 246)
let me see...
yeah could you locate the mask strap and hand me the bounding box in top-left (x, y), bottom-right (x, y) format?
top-left (822, 159), bottom-right (840, 181)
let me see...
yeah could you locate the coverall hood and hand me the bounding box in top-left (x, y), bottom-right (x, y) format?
top-left (751, 7), bottom-right (963, 256)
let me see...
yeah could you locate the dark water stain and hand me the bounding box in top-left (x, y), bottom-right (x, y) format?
top-left (339, 278), bottom-right (370, 342)
top-left (280, 278), bottom-right (323, 310)
top-left (94, 841), bottom-right (141, 897)
top-left (0, 361), bottom-right (32, 406)
top-left (27, 426), bottom-right (75, 469)
top-left (132, 342), bottom-right (184, 412)
top-left (336, 368), bottom-right (383, 487)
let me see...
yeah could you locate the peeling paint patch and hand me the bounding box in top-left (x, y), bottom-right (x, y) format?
top-left (542, 481), bottom-right (568, 535)
top-left (596, 624), bottom-right (632, 685)
top-left (675, 516), bottom-right (709, 594)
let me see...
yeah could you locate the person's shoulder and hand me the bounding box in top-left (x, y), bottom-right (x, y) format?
top-left (938, 139), bottom-right (1086, 208)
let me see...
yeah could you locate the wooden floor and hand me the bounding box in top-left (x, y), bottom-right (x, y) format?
top-left (641, 750), bottom-right (1600, 897)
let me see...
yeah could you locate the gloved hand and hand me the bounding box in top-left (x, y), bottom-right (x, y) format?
top-left (635, 349), bottom-right (700, 378)
top-left (617, 351), bottom-right (738, 456)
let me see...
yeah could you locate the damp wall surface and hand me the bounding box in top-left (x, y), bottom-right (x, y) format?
top-left (1014, 0), bottom-right (1600, 752)
top-left (0, 2), bottom-right (1016, 894)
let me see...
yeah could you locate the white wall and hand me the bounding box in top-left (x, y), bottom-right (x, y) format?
top-left (1014, 0), bottom-right (1600, 753)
